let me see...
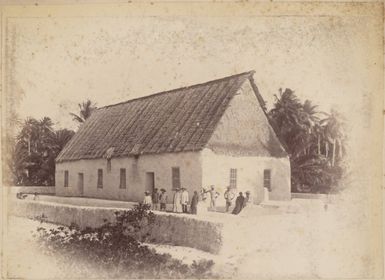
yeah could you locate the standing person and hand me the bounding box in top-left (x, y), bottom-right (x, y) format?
top-left (143, 191), bottom-right (152, 208)
top-left (205, 185), bottom-right (219, 211)
top-left (173, 188), bottom-right (183, 213)
top-left (159, 188), bottom-right (168, 211)
top-left (190, 191), bottom-right (199, 214)
top-left (152, 188), bottom-right (160, 211)
top-left (197, 188), bottom-right (209, 215)
top-left (232, 192), bottom-right (245, 215)
top-left (224, 186), bottom-right (235, 212)
top-left (181, 188), bottom-right (189, 213)
top-left (243, 191), bottom-right (253, 208)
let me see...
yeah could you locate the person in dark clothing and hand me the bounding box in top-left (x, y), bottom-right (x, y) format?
top-left (232, 192), bottom-right (245, 215)
top-left (190, 191), bottom-right (199, 214)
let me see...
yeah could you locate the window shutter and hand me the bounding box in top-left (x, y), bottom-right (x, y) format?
top-left (64, 171), bottom-right (69, 188)
top-left (120, 168), bottom-right (126, 189)
top-left (97, 169), bottom-right (103, 188)
top-left (172, 167), bottom-right (181, 190)
top-left (229, 168), bottom-right (237, 188)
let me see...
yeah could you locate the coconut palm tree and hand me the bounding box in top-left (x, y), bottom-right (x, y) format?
top-left (268, 88), bottom-right (304, 156)
top-left (51, 129), bottom-right (75, 152)
top-left (70, 99), bottom-right (97, 124)
top-left (268, 89), bottom-right (346, 193)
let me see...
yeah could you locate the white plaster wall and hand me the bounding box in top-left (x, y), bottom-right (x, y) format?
top-left (55, 151), bottom-right (202, 202)
top-left (201, 148), bottom-right (291, 204)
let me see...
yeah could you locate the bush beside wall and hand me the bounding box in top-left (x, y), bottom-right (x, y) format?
top-left (9, 200), bottom-right (223, 254)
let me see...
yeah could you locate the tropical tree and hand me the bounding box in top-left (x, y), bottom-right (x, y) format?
top-left (13, 117), bottom-right (75, 186)
top-left (70, 99), bottom-right (97, 124)
top-left (268, 88), bottom-right (304, 157)
top-left (51, 129), bottom-right (75, 153)
top-left (268, 88), bottom-right (345, 193)
top-left (291, 154), bottom-right (331, 193)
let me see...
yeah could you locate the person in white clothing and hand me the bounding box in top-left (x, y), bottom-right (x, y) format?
top-left (181, 188), bottom-right (189, 213)
top-left (173, 188), bottom-right (183, 213)
top-left (143, 191), bottom-right (153, 208)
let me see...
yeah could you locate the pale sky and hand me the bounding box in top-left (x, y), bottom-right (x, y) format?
top-left (5, 4), bottom-right (382, 131)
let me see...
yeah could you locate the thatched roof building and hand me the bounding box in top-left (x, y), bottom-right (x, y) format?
top-left (57, 71), bottom-right (286, 162)
top-left (55, 71), bottom-right (291, 204)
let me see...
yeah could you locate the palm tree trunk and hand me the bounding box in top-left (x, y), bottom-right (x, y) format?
top-left (317, 135), bottom-right (320, 155)
top-left (337, 139), bottom-right (343, 159)
top-left (28, 137), bottom-right (31, 155)
top-left (332, 139), bottom-right (336, 166)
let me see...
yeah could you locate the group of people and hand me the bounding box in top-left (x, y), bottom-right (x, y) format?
top-left (172, 188), bottom-right (199, 214)
top-left (143, 185), bottom-right (253, 215)
top-left (227, 189), bottom-right (253, 215)
top-left (143, 188), bottom-right (168, 211)
top-left (203, 185), bottom-right (253, 215)
top-left (143, 188), bottom-right (199, 214)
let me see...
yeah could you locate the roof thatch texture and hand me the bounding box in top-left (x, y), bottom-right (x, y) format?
top-left (56, 71), bottom-right (274, 162)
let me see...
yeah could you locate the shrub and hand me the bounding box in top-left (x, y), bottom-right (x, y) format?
top-left (35, 203), bottom-right (216, 278)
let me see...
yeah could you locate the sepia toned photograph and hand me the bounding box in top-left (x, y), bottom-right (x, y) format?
top-left (1, 1), bottom-right (383, 279)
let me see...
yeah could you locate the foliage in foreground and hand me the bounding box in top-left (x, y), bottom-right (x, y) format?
top-left (34, 204), bottom-right (216, 279)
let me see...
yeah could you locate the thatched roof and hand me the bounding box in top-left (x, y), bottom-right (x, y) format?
top-left (56, 71), bottom-right (282, 162)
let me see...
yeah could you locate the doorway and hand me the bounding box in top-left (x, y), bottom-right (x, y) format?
top-left (145, 172), bottom-right (155, 193)
top-left (77, 173), bottom-right (84, 195)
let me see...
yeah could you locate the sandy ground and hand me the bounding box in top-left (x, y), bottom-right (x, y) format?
top-left (3, 193), bottom-right (375, 279)
top-left (4, 216), bottom-right (64, 279)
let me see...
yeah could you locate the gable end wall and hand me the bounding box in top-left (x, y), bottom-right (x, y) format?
top-left (206, 79), bottom-right (287, 157)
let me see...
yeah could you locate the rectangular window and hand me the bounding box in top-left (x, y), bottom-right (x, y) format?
top-left (171, 167), bottom-right (181, 190)
top-left (264, 169), bottom-right (271, 191)
top-left (229, 168), bottom-right (237, 188)
top-left (97, 169), bottom-right (103, 188)
top-left (78, 173), bottom-right (84, 194)
top-left (107, 159), bottom-right (111, 172)
top-left (119, 168), bottom-right (126, 189)
top-left (64, 170), bottom-right (69, 188)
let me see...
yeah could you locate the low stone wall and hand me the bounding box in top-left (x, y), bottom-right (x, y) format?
top-left (6, 186), bottom-right (55, 195)
top-left (8, 200), bottom-right (223, 254)
top-left (291, 192), bottom-right (336, 201)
